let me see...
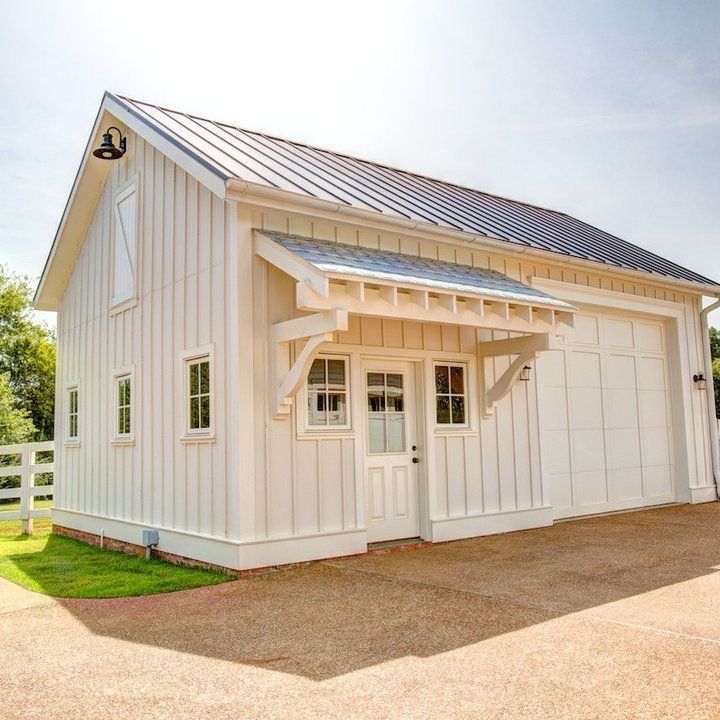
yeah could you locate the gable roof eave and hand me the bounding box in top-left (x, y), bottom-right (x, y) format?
top-left (34, 92), bottom-right (231, 311)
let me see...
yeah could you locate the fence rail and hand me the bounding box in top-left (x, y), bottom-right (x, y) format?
top-left (0, 441), bottom-right (54, 533)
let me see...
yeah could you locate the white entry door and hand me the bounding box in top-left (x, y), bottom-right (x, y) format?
top-left (363, 361), bottom-right (420, 543)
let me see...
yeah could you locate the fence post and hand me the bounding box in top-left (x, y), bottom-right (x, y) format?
top-left (20, 444), bottom-right (32, 535)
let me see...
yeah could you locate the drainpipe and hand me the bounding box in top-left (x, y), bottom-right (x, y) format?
top-left (700, 298), bottom-right (720, 498)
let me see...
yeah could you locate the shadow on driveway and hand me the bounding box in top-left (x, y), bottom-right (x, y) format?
top-left (29, 503), bottom-right (720, 681)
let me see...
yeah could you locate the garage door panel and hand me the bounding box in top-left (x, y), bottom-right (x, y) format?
top-left (569, 388), bottom-right (603, 429)
top-left (538, 349), bottom-right (567, 387)
top-left (573, 314), bottom-right (600, 345)
top-left (607, 428), bottom-right (641, 469)
top-left (606, 388), bottom-right (639, 427)
top-left (605, 318), bottom-right (634, 348)
top-left (638, 390), bottom-right (668, 428)
top-left (538, 310), bottom-right (674, 520)
top-left (575, 470), bottom-right (609, 507)
top-left (570, 351), bottom-right (602, 388)
top-left (643, 465), bottom-right (673, 498)
top-left (543, 430), bottom-right (572, 473)
top-left (638, 356), bottom-right (666, 391)
top-left (549, 472), bottom-right (574, 510)
top-left (539, 386), bottom-right (569, 430)
top-left (570, 429), bottom-right (606, 472)
top-left (635, 322), bottom-right (664, 352)
top-left (605, 354), bottom-right (637, 389)
top-left (610, 467), bottom-right (643, 502)
top-left (640, 427), bottom-right (671, 466)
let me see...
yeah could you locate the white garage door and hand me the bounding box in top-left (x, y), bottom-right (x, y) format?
top-left (537, 310), bottom-right (675, 519)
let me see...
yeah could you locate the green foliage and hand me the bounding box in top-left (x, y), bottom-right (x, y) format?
top-left (711, 327), bottom-right (720, 362)
top-left (0, 265), bottom-right (55, 439)
top-left (0, 528), bottom-right (230, 598)
top-left (0, 371), bottom-right (35, 445)
top-left (713, 356), bottom-right (720, 420)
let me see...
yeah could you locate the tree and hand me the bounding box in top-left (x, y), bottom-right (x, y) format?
top-left (0, 266), bottom-right (56, 439)
top-left (711, 327), bottom-right (720, 420)
top-left (0, 372), bottom-right (35, 444)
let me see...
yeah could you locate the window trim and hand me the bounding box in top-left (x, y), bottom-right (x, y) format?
top-left (65, 382), bottom-right (80, 445)
top-left (302, 354), bottom-right (351, 433)
top-left (433, 361), bottom-right (470, 430)
top-left (112, 366), bottom-right (135, 444)
top-left (180, 345), bottom-right (215, 441)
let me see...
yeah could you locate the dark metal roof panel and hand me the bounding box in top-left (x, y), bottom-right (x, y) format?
top-left (114, 94), bottom-right (719, 289)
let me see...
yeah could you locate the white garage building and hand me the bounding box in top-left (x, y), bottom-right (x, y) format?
top-left (35, 92), bottom-right (720, 571)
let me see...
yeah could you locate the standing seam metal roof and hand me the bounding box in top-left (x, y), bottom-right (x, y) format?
top-left (112, 93), bottom-right (718, 288)
top-left (261, 230), bottom-right (575, 309)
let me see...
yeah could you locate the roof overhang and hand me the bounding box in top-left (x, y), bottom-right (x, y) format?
top-left (254, 230), bottom-right (576, 334)
top-left (34, 92), bottom-right (231, 311)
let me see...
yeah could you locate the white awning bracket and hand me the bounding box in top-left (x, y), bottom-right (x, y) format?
top-left (271, 309), bottom-right (348, 418)
top-left (480, 333), bottom-right (554, 418)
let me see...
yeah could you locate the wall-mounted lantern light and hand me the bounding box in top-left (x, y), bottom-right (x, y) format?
top-left (519, 365), bottom-right (532, 382)
top-left (92, 126), bottom-right (126, 160)
top-left (693, 372), bottom-right (707, 390)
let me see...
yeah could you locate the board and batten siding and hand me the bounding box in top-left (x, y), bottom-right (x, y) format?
top-left (250, 208), bottom-right (715, 541)
top-left (55, 130), bottom-right (250, 541)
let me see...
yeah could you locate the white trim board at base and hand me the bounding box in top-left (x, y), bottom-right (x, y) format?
top-left (51, 507), bottom-right (367, 571)
top-left (429, 506), bottom-right (554, 543)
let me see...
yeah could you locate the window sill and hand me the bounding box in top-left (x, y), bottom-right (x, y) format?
top-left (434, 427), bottom-right (476, 437)
top-left (109, 296), bottom-right (138, 316)
top-left (111, 438), bottom-right (135, 446)
top-left (180, 433), bottom-right (216, 444)
top-left (64, 440), bottom-right (80, 448)
top-left (297, 429), bottom-right (355, 441)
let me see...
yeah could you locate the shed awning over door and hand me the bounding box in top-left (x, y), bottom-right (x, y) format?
top-left (255, 230), bottom-right (575, 333)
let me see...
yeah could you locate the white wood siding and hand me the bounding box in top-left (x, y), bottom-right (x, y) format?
top-left (55, 131), bottom-right (247, 540)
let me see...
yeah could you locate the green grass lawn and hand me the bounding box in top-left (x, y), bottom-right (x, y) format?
top-left (0, 497), bottom-right (53, 514)
top-left (0, 518), bottom-right (231, 598)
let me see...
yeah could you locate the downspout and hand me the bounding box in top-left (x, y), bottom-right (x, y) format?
top-left (700, 298), bottom-right (720, 498)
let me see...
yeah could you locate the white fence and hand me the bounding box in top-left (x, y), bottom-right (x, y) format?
top-left (0, 441), bottom-right (54, 533)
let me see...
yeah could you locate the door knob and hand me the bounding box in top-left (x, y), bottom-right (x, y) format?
top-left (412, 457), bottom-right (419, 464)
top-left (411, 445), bottom-right (417, 451)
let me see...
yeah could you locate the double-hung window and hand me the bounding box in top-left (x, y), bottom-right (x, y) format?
top-left (187, 355), bottom-right (212, 434)
top-left (115, 374), bottom-right (132, 439)
top-left (67, 386), bottom-right (79, 442)
top-left (434, 363), bottom-right (468, 426)
top-left (306, 355), bottom-right (349, 429)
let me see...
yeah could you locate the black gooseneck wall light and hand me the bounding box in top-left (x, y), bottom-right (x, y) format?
top-left (92, 126), bottom-right (127, 160)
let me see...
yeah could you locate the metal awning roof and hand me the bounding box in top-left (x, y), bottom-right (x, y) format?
top-left (263, 231), bottom-right (573, 310)
top-left (255, 230), bottom-right (575, 334)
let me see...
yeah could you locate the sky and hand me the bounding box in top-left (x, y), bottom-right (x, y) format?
top-left (1, 0), bottom-right (718, 326)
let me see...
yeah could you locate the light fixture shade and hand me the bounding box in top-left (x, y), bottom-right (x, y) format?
top-left (519, 365), bottom-right (532, 381)
top-left (92, 128), bottom-right (126, 160)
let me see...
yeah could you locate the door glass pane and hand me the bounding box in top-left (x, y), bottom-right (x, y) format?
top-left (386, 374), bottom-right (404, 411)
top-left (450, 365), bottom-right (464, 394)
top-left (368, 413), bottom-right (386, 453)
top-left (451, 395), bottom-right (465, 424)
top-left (436, 395), bottom-right (450, 424)
top-left (367, 373), bottom-right (385, 411)
top-left (435, 365), bottom-right (449, 393)
top-left (387, 414), bottom-right (406, 453)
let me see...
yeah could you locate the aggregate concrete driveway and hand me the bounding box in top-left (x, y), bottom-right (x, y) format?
top-left (3, 503), bottom-right (720, 719)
